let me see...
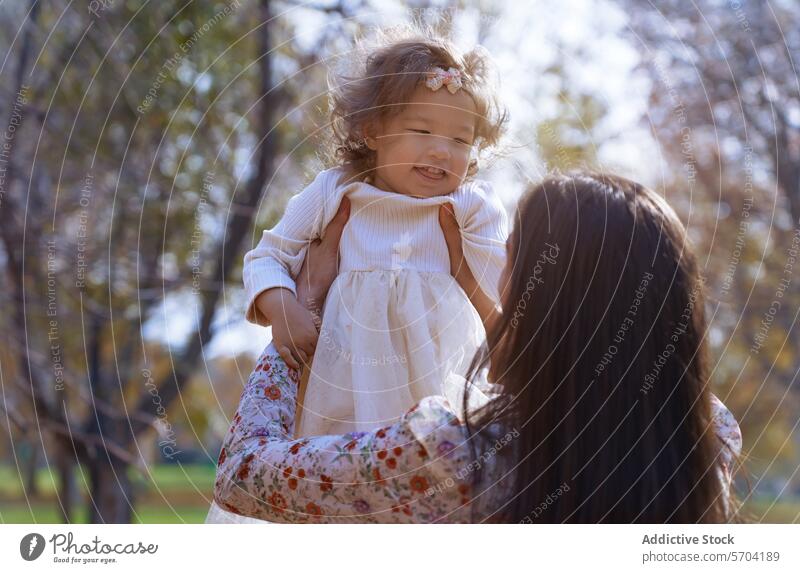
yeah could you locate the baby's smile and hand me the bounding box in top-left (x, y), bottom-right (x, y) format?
top-left (413, 164), bottom-right (447, 182)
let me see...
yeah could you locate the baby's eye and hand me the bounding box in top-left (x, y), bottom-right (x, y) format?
top-left (408, 129), bottom-right (431, 134)
top-left (454, 138), bottom-right (472, 145)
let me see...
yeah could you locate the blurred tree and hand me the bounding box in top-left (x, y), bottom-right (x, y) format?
top-left (0, 0), bottom-right (359, 522)
top-left (619, 0), bottom-right (800, 488)
top-left (536, 61), bottom-right (606, 171)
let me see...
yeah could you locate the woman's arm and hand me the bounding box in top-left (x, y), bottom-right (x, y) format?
top-left (213, 344), bottom-right (473, 523)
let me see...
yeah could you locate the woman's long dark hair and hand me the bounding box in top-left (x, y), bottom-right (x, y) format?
top-left (465, 173), bottom-right (736, 523)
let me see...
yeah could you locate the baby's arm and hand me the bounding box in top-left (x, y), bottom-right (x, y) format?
top-left (244, 171), bottom-right (327, 325)
top-left (243, 169), bottom-right (342, 366)
top-left (450, 180), bottom-right (509, 306)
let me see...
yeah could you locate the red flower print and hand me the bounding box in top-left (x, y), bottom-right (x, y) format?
top-left (393, 446), bottom-right (403, 456)
top-left (217, 448), bottom-right (227, 465)
top-left (268, 491), bottom-right (287, 512)
top-left (289, 442), bottom-right (303, 455)
top-left (409, 475), bottom-right (428, 493)
top-left (399, 496), bottom-right (412, 516)
top-left (320, 474), bottom-right (333, 492)
top-left (283, 466), bottom-right (293, 478)
top-left (345, 440), bottom-right (358, 451)
top-left (372, 468), bottom-right (386, 484)
top-left (386, 458), bottom-right (397, 469)
top-left (376, 428), bottom-right (387, 439)
top-left (377, 449), bottom-right (388, 460)
top-left (265, 385), bottom-right (281, 400)
top-left (297, 468), bottom-right (306, 478)
top-left (458, 484), bottom-right (470, 495)
top-left (416, 447), bottom-right (428, 459)
top-left (288, 478), bottom-right (298, 490)
top-left (306, 502), bottom-right (323, 516)
top-left (236, 463), bottom-right (251, 480)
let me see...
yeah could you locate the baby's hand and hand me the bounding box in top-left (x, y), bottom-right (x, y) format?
top-left (255, 288), bottom-right (319, 369)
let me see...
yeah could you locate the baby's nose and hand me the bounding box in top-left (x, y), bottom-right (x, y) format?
top-left (428, 141), bottom-right (451, 160)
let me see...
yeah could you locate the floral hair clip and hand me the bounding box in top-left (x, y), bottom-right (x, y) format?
top-left (425, 66), bottom-right (463, 94)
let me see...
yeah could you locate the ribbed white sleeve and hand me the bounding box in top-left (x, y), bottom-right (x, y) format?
top-left (451, 181), bottom-right (509, 305)
top-left (242, 169), bottom-right (346, 326)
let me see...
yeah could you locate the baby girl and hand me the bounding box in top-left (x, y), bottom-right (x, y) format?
top-left (243, 30), bottom-right (509, 437)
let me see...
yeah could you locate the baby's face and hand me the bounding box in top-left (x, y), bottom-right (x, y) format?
top-left (366, 85), bottom-right (477, 198)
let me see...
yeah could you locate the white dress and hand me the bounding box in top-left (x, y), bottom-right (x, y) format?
top-left (205, 167), bottom-right (507, 522)
top-left (243, 167), bottom-right (507, 435)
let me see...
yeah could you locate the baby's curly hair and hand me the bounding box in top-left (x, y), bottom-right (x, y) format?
top-left (326, 26), bottom-right (508, 180)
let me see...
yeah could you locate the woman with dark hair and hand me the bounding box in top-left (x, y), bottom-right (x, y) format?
top-left (213, 173), bottom-right (741, 523)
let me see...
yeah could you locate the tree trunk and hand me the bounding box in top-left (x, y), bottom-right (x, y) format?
top-left (82, 314), bottom-right (136, 523)
top-left (55, 448), bottom-right (77, 523)
top-left (86, 457), bottom-right (133, 523)
top-left (22, 441), bottom-right (39, 497)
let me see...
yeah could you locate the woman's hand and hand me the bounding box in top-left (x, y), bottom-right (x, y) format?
top-left (295, 197), bottom-right (351, 325)
top-left (438, 203), bottom-right (499, 329)
top-left (260, 291), bottom-right (319, 369)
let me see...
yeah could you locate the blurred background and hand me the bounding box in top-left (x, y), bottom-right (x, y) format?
top-left (0, 0), bottom-right (798, 523)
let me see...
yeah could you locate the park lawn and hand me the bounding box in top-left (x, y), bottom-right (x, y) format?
top-left (5, 498), bottom-right (798, 523)
top-left (0, 463), bottom-right (216, 524)
top-left (0, 463), bottom-right (216, 498)
top-left (2, 464), bottom-right (798, 523)
top-left (0, 502), bottom-right (210, 524)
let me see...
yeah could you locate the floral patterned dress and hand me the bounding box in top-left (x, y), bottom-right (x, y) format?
top-left (212, 343), bottom-right (743, 523)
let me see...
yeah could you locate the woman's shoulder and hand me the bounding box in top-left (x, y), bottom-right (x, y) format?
top-left (710, 394), bottom-right (742, 459)
top-left (401, 395), bottom-right (471, 473)
top-left (404, 394), bottom-right (465, 435)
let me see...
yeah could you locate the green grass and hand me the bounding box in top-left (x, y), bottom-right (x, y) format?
top-left (0, 503), bottom-right (210, 524)
top-left (0, 463), bottom-right (216, 497)
top-left (132, 463), bottom-right (217, 493)
top-left (2, 464), bottom-right (798, 524)
top-left (0, 463), bottom-right (216, 524)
